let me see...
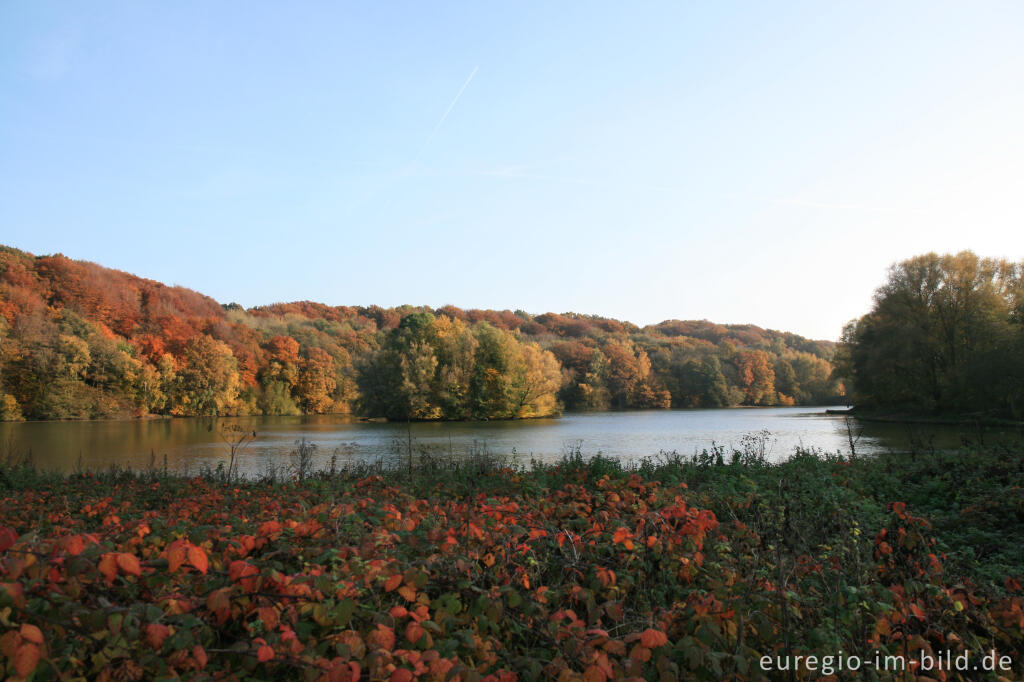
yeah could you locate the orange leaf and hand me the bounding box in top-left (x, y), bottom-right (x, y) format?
top-left (406, 621), bottom-right (426, 645)
top-left (165, 541), bottom-right (188, 573)
top-left (258, 521), bottom-right (281, 537)
top-left (367, 623), bottom-right (396, 651)
top-left (390, 669), bottom-right (414, 682)
top-left (145, 623), bottom-right (170, 650)
top-left (65, 535), bottom-right (85, 556)
top-left (384, 574), bottom-right (403, 592)
top-left (604, 639), bottom-right (626, 656)
top-left (193, 645), bottom-right (208, 669)
top-left (629, 643), bottom-right (652, 662)
top-left (583, 665), bottom-right (608, 682)
top-left (257, 606), bottom-right (279, 631)
top-left (612, 527), bottom-right (635, 550)
top-left (98, 553), bottom-right (118, 583)
top-left (116, 553), bottom-right (142, 577)
top-left (19, 624), bottom-right (44, 645)
top-left (639, 628), bottom-right (668, 648)
top-left (397, 585), bottom-right (417, 602)
top-left (14, 642), bottom-right (41, 677)
top-left (187, 545), bottom-right (209, 574)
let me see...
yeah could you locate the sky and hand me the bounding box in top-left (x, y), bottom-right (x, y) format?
top-left (2, 2), bottom-right (1022, 341)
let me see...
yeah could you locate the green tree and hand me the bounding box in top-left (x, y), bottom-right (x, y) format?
top-left (838, 252), bottom-right (1023, 416)
top-left (169, 335), bottom-right (240, 416)
top-left (357, 312), bottom-right (441, 420)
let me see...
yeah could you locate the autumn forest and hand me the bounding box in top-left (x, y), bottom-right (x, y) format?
top-left (0, 245), bottom-right (842, 422)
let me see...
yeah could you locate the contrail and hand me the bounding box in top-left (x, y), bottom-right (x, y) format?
top-left (769, 198), bottom-right (926, 215)
top-left (344, 66), bottom-right (480, 216)
top-left (412, 66), bottom-right (479, 163)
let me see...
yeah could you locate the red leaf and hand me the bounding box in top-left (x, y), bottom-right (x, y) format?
top-left (207, 587), bottom-right (231, 613)
top-left (257, 644), bottom-right (274, 662)
top-left (229, 560), bottom-right (259, 591)
top-left (384, 574), bottom-right (403, 592)
top-left (0, 631), bottom-right (18, 658)
top-left (0, 582), bottom-right (25, 608)
top-left (0, 527), bottom-right (17, 552)
top-left (193, 644), bottom-right (208, 669)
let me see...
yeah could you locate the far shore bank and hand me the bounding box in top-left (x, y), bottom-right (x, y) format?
top-left (829, 406), bottom-right (1024, 428)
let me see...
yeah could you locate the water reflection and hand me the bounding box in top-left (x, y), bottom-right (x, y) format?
top-left (0, 407), bottom-right (1017, 476)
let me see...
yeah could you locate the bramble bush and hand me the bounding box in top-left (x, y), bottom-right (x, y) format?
top-left (1, 444), bottom-right (1023, 680)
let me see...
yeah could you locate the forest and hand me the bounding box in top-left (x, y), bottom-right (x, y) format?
top-left (836, 251), bottom-right (1024, 420)
top-left (0, 245), bottom-right (842, 421)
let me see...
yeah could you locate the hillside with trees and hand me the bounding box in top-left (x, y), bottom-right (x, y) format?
top-left (0, 245), bottom-right (843, 421)
top-left (836, 251), bottom-right (1024, 419)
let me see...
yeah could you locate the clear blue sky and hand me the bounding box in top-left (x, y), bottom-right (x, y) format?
top-left (2, 2), bottom-right (1022, 341)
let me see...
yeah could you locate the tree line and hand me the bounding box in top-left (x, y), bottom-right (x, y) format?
top-left (836, 251), bottom-right (1024, 419)
top-left (0, 246), bottom-right (843, 421)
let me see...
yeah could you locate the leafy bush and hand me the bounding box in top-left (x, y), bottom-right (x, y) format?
top-left (2, 444), bottom-right (1023, 680)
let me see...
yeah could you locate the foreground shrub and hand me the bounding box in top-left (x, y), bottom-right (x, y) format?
top-left (1, 451), bottom-right (1022, 680)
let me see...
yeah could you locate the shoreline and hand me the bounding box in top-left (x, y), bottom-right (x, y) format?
top-left (831, 407), bottom-right (1024, 428)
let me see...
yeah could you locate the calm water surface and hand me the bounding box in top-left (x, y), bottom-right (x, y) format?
top-left (0, 407), bottom-right (1008, 476)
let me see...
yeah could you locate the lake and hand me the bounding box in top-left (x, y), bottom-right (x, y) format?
top-left (0, 406), bottom-right (1007, 476)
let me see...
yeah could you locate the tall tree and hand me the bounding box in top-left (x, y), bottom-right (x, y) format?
top-left (838, 252), bottom-right (1023, 416)
top-left (169, 335), bottom-right (240, 416)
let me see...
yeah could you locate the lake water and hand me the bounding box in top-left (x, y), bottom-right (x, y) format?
top-left (0, 406), bottom-right (1009, 476)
